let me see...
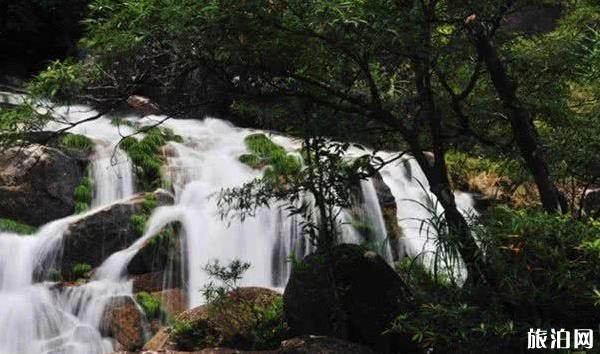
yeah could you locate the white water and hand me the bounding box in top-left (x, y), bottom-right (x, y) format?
top-left (0, 94), bottom-right (476, 353)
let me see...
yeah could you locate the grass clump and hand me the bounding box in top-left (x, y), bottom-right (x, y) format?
top-left (135, 291), bottom-right (165, 321)
top-left (120, 127), bottom-right (182, 190)
top-left (0, 218), bottom-right (35, 235)
top-left (74, 172), bottom-right (93, 214)
top-left (72, 263), bottom-right (92, 279)
top-left (239, 133), bottom-right (301, 182)
top-left (61, 134), bottom-right (94, 154)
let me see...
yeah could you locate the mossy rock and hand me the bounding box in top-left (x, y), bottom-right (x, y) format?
top-left (169, 287), bottom-right (288, 351)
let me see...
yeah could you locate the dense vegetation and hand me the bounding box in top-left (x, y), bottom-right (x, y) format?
top-left (3, 0), bottom-right (600, 352)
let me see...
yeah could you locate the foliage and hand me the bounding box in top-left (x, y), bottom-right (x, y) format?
top-left (135, 291), bottom-right (165, 321)
top-left (72, 263), bottom-right (92, 279)
top-left (0, 218), bottom-right (36, 235)
top-left (61, 134), bottom-right (94, 154)
top-left (221, 137), bottom-right (382, 252)
top-left (239, 134), bottom-right (301, 183)
top-left (0, 104), bottom-right (52, 151)
top-left (28, 60), bottom-right (95, 100)
top-left (120, 127), bottom-right (182, 190)
top-left (74, 172), bottom-right (93, 214)
top-left (130, 194), bottom-right (158, 236)
top-left (172, 260), bottom-right (288, 350)
top-left (390, 206), bottom-right (600, 353)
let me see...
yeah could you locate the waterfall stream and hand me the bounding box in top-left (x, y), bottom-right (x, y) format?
top-left (0, 94), bottom-right (476, 353)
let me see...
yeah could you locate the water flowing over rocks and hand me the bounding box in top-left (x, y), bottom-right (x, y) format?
top-left (0, 143), bottom-right (88, 226)
top-left (61, 189), bottom-right (174, 280)
top-left (283, 244), bottom-right (415, 353)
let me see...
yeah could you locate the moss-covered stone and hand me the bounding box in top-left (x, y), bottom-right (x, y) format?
top-left (120, 127), bottom-right (182, 191)
top-left (239, 133), bottom-right (301, 184)
top-left (170, 287), bottom-right (288, 351)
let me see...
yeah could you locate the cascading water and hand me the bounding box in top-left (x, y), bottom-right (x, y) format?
top-left (0, 92), bottom-right (476, 353)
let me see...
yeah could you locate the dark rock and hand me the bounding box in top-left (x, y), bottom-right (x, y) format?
top-left (101, 296), bottom-right (149, 351)
top-left (279, 335), bottom-right (375, 354)
top-left (60, 190), bottom-right (174, 280)
top-left (283, 244), bottom-right (414, 353)
top-left (127, 221), bottom-right (183, 276)
top-left (582, 188), bottom-right (600, 216)
top-left (372, 171), bottom-right (403, 260)
top-left (0, 144), bottom-right (87, 226)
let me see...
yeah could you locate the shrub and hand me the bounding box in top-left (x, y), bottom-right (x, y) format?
top-left (72, 263), bottom-right (92, 279)
top-left (172, 260), bottom-right (289, 351)
top-left (389, 207), bottom-right (600, 353)
top-left (0, 218), bottom-right (35, 235)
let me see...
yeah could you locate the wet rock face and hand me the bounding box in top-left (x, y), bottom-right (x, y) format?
top-left (371, 171), bottom-right (403, 259)
top-left (101, 296), bottom-right (148, 351)
top-left (0, 144), bottom-right (87, 226)
top-left (60, 190), bottom-right (174, 280)
top-left (283, 244), bottom-right (415, 354)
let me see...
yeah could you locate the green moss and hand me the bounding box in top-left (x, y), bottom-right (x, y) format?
top-left (130, 194), bottom-right (159, 236)
top-left (120, 127), bottom-right (181, 190)
top-left (239, 134), bottom-right (302, 182)
top-left (135, 291), bottom-right (165, 321)
top-left (61, 134), bottom-right (94, 154)
top-left (245, 133), bottom-right (286, 157)
top-left (72, 263), bottom-right (92, 278)
top-left (0, 218), bottom-right (36, 235)
top-left (73, 172), bottom-right (93, 214)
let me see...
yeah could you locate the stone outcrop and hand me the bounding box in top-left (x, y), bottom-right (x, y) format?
top-left (127, 95), bottom-right (161, 116)
top-left (146, 287), bottom-right (282, 352)
top-left (283, 244), bottom-right (414, 353)
top-left (371, 171), bottom-right (403, 260)
top-left (0, 143), bottom-right (87, 226)
top-left (60, 190), bottom-right (174, 280)
top-left (102, 296), bottom-right (149, 351)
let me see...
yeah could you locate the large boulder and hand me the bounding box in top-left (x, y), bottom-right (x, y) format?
top-left (146, 287), bottom-right (284, 352)
top-left (101, 296), bottom-right (149, 351)
top-left (0, 143), bottom-right (87, 226)
top-left (283, 244), bottom-right (414, 353)
top-left (60, 189), bottom-right (174, 280)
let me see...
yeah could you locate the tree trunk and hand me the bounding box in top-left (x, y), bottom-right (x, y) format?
top-left (469, 25), bottom-right (565, 213)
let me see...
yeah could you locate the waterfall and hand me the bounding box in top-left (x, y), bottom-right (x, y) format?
top-left (0, 95), bottom-right (476, 353)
